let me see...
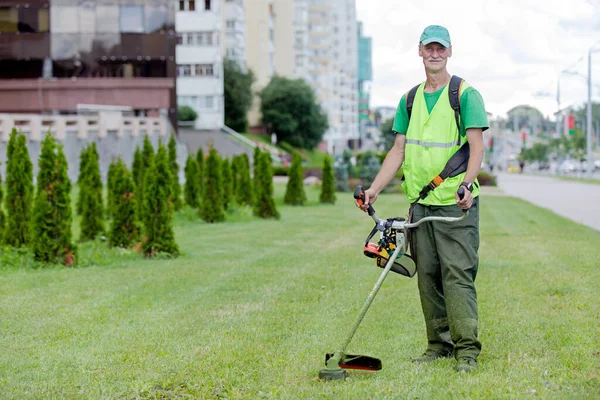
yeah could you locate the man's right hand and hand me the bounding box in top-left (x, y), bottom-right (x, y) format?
top-left (356, 187), bottom-right (379, 212)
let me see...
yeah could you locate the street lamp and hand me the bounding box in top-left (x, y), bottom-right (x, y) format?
top-left (587, 41), bottom-right (600, 177)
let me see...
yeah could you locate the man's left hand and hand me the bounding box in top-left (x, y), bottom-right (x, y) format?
top-left (456, 187), bottom-right (473, 210)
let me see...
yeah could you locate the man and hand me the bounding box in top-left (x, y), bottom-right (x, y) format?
top-left (356, 25), bottom-right (488, 373)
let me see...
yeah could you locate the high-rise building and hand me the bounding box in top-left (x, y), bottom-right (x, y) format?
top-left (357, 21), bottom-right (372, 147)
top-left (223, 0), bottom-right (246, 71)
top-left (0, 0), bottom-right (178, 129)
top-left (175, 0), bottom-right (224, 131)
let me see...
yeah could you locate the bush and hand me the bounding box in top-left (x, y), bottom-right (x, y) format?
top-left (196, 148), bottom-right (204, 196)
top-left (236, 153), bottom-right (253, 207)
top-left (32, 134), bottom-right (77, 265)
top-left (284, 152), bottom-right (307, 206)
top-left (76, 145), bottom-right (90, 215)
top-left (253, 151), bottom-right (280, 219)
top-left (221, 158), bottom-right (233, 211)
top-left (79, 142), bottom-right (105, 242)
top-left (0, 168), bottom-right (5, 238)
top-left (200, 148), bottom-right (225, 223)
top-left (136, 136), bottom-right (155, 219)
top-left (183, 155), bottom-right (200, 208)
top-left (358, 151), bottom-right (381, 188)
top-left (178, 106), bottom-right (198, 122)
top-left (109, 158), bottom-right (139, 248)
top-left (320, 155), bottom-right (336, 204)
top-left (477, 171), bottom-right (497, 186)
top-left (142, 143), bottom-right (178, 257)
top-left (168, 134), bottom-right (182, 211)
top-left (107, 159), bottom-right (118, 218)
top-left (3, 129), bottom-right (33, 247)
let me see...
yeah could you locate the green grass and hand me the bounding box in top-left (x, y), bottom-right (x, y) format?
top-left (1, 186), bottom-right (600, 399)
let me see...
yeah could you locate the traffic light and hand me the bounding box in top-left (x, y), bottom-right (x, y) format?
top-left (568, 114), bottom-right (575, 136)
top-left (521, 131), bottom-right (527, 147)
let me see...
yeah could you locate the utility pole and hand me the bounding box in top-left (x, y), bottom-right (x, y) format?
top-left (587, 50), bottom-right (593, 177)
top-left (556, 77), bottom-right (561, 137)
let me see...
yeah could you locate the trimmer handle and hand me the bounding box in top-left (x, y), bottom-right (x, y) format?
top-left (457, 187), bottom-right (467, 213)
top-left (354, 186), bottom-right (375, 216)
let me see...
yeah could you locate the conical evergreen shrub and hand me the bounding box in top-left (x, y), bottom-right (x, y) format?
top-left (230, 155), bottom-right (239, 199)
top-left (3, 130), bottom-right (33, 247)
top-left (236, 153), bottom-right (253, 206)
top-left (200, 148), bottom-right (225, 223)
top-left (79, 142), bottom-right (104, 241)
top-left (136, 136), bottom-right (155, 218)
top-left (284, 152), bottom-right (307, 205)
top-left (76, 145), bottom-right (90, 215)
top-left (252, 146), bottom-right (261, 193)
top-left (253, 151), bottom-right (279, 219)
top-left (320, 155), bottom-right (336, 204)
top-left (32, 133), bottom-right (77, 265)
top-left (107, 159), bottom-right (118, 218)
top-left (0, 168), bottom-right (5, 238)
top-left (109, 158), bottom-right (139, 248)
top-left (168, 134), bottom-right (182, 211)
top-left (142, 143), bottom-right (178, 257)
top-left (221, 157), bottom-right (233, 211)
top-left (184, 154), bottom-right (200, 208)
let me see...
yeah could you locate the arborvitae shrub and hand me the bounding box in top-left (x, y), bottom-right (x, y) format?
top-left (168, 134), bottom-right (182, 211)
top-left (79, 143), bottom-right (105, 241)
top-left (76, 145), bottom-right (90, 215)
top-left (236, 153), bottom-right (253, 206)
top-left (32, 134), bottom-right (77, 265)
top-left (109, 158), bottom-right (139, 248)
top-left (284, 151), bottom-right (307, 205)
top-left (107, 159), bottom-right (118, 218)
top-left (142, 143), bottom-right (178, 257)
top-left (136, 136), bottom-right (155, 218)
top-left (3, 130), bottom-right (33, 247)
top-left (184, 154), bottom-right (200, 208)
top-left (320, 155), bottom-right (336, 204)
top-left (0, 168), bottom-right (5, 238)
top-left (200, 148), bottom-right (225, 223)
top-left (230, 155), bottom-right (239, 198)
top-left (221, 157), bottom-right (233, 211)
top-left (253, 146), bottom-right (261, 193)
top-left (253, 151), bottom-right (280, 219)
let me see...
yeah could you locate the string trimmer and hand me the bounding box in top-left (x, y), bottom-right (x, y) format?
top-left (318, 185), bottom-right (468, 380)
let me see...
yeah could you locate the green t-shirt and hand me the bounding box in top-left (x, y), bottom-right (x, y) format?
top-left (392, 84), bottom-right (489, 137)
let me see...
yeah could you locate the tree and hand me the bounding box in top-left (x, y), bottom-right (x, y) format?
top-left (200, 148), bottom-right (225, 223)
top-left (142, 143), bottom-right (178, 257)
top-left (79, 142), bottom-right (105, 241)
top-left (320, 155), bottom-right (336, 204)
top-left (259, 76), bottom-right (328, 150)
top-left (32, 134), bottom-right (76, 265)
top-left (224, 58), bottom-right (255, 132)
top-left (184, 154), bottom-right (200, 208)
top-left (76, 145), bottom-right (90, 215)
top-left (284, 152), bottom-right (307, 205)
top-left (379, 118), bottom-right (396, 151)
top-left (196, 147), bottom-right (204, 198)
top-left (253, 146), bottom-right (261, 194)
top-left (168, 134), bottom-right (183, 211)
top-left (0, 168), bottom-right (5, 239)
top-left (3, 130), bottom-right (33, 247)
top-left (230, 155), bottom-right (239, 199)
top-left (136, 136), bottom-right (155, 218)
top-left (253, 151), bottom-right (279, 219)
top-left (221, 157), bottom-right (233, 211)
top-left (236, 153), bottom-right (253, 206)
top-left (109, 158), bottom-right (139, 248)
top-left (107, 159), bottom-right (119, 218)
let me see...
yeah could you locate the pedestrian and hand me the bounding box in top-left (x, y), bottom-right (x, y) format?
top-left (356, 25), bottom-right (488, 373)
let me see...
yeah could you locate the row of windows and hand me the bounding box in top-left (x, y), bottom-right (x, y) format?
top-left (179, 95), bottom-right (215, 110)
top-left (176, 31), bottom-right (218, 46)
top-left (177, 63), bottom-right (217, 77)
top-left (179, 0), bottom-right (212, 12)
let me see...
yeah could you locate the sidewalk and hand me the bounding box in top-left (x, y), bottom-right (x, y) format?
top-left (495, 173), bottom-right (600, 231)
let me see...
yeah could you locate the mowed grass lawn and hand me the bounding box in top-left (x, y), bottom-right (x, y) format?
top-left (1, 185), bottom-right (599, 399)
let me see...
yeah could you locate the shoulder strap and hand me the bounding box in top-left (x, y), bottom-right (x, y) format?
top-left (448, 75), bottom-right (464, 132)
top-left (405, 84), bottom-right (420, 121)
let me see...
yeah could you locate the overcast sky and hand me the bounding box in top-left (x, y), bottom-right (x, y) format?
top-left (355, 0), bottom-right (600, 120)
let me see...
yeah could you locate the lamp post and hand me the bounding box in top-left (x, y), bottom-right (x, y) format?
top-left (587, 42), bottom-right (600, 177)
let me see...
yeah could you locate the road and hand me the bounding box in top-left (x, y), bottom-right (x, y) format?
top-left (495, 173), bottom-right (600, 231)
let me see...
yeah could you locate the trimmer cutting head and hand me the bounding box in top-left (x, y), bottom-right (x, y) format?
top-left (318, 352), bottom-right (382, 380)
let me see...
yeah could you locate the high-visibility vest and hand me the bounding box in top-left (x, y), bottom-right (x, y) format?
top-left (402, 82), bottom-right (480, 206)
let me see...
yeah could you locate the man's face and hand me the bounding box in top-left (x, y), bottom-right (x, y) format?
top-left (419, 42), bottom-right (452, 73)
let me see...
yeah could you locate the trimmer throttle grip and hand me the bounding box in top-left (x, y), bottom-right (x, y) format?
top-left (457, 187), bottom-right (468, 213)
top-left (354, 186), bottom-right (375, 216)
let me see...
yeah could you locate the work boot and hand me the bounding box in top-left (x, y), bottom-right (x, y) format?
top-left (411, 349), bottom-right (453, 363)
top-left (455, 356), bottom-right (477, 373)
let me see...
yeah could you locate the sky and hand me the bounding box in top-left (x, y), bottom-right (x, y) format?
top-left (355, 0), bottom-right (600, 120)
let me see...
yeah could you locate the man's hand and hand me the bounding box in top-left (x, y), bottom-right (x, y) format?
top-left (356, 187), bottom-right (379, 212)
top-left (456, 187), bottom-right (473, 210)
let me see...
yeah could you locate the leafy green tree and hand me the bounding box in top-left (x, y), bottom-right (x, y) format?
top-left (32, 134), bottom-right (77, 265)
top-left (224, 58), bottom-right (255, 132)
top-left (320, 155), bottom-right (336, 204)
top-left (236, 153), bottom-right (253, 206)
top-left (253, 151), bottom-right (279, 219)
top-left (109, 158), bottom-right (139, 248)
top-left (200, 148), bottom-right (225, 223)
top-left (79, 143), bottom-right (105, 241)
top-left (142, 143), bottom-right (178, 257)
top-left (221, 157), bottom-right (233, 210)
top-left (168, 134), bottom-right (183, 211)
top-left (259, 76), bottom-right (328, 150)
top-left (3, 130), bottom-right (33, 247)
top-left (184, 154), bottom-right (200, 208)
top-left (284, 152), bottom-right (306, 205)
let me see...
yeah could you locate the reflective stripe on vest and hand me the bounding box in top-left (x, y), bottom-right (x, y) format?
top-left (402, 81), bottom-right (480, 206)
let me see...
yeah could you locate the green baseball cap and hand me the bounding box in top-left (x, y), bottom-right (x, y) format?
top-left (420, 25), bottom-right (451, 48)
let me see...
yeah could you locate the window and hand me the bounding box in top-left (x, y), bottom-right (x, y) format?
top-left (79, 3), bottom-right (96, 33)
top-left (97, 6), bottom-right (119, 33)
top-left (195, 64), bottom-right (214, 76)
top-left (50, 6), bottom-right (78, 33)
top-left (205, 0), bottom-right (211, 10)
top-left (179, 0), bottom-right (185, 11)
top-left (189, 0), bottom-right (196, 11)
top-left (205, 96), bottom-right (214, 109)
top-left (176, 34), bottom-right (183, 45)
top-left (226, 20), bottom-right (235, 29)
top-left (177, 65), bottom-right (191, 76)
top-left (0, 7), bottom-right (18, 32)
top-left (186, 33), bottom-right (194, 45)
top-left (119, 5), bottom-right (144, 33)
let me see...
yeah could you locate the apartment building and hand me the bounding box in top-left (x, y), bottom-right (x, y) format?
top-left (223, 0), bottom-right (246, 71)
top-left (176, 0), bottom-right (224, 130)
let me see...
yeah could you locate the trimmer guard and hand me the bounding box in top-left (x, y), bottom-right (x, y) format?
top-left (326, 352), bottom-right (382, 371)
